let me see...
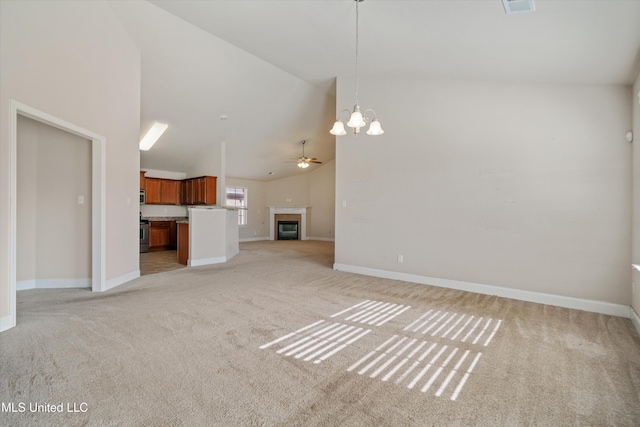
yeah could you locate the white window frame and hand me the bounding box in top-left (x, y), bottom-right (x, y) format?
top-left (226, 186), bottom-right (248, 226)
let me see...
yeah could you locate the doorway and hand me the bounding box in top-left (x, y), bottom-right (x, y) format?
top-left (17, 115), bottom-right (92, 289)
top-left (7, 101), bottom-right (106, 331)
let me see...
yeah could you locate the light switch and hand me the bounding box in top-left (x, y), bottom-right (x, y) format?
top-left (78, 196), bottom-right (84, 205)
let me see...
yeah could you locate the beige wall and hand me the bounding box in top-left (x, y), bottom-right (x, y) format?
top-left (226, 178), bottom-right (268, 240)
top-left (16, 117), bottom-right (38, 283)
top-left (228, 160), bottom-right (336, 241)
top-left (0, 0), bottom-right (140, 322)
top-left (632, 72), bottom-right (640, 315)
top-left (17, 116), bottom-right (92, 283)
top-left (335, 77), bottom-right (632, 305)
top-left (309, 159), bottom-right (336, 240)
top-left (266, 164), bottom-right (335, 240)
top-left (266, 174), bottom-right (311, 207)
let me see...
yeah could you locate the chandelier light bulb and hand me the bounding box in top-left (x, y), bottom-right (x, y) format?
top-left (347, 106), bottom-right (366, 128)
top-left (330, 120), bottom-right (347, 136)
top-left (366, 118), bottom-right (384, 135)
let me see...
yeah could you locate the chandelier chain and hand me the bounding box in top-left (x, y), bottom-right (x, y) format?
top-left (355, 0), bottom-right (359, 105)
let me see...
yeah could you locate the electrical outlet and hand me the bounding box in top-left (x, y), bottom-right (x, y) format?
top-left (397, 254), bottom-right (404, 263)
top-left (77, 195), bottom-right (84, 205)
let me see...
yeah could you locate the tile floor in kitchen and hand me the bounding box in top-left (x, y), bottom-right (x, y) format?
top-left (139, 250), bottom-right (185, 276)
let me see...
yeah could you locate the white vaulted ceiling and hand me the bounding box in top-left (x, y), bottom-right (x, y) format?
top-left (111, 0), bottom-right (640, 181)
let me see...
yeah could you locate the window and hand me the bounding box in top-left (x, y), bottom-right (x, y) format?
top-left (226, 187), bottom-right (247, 226)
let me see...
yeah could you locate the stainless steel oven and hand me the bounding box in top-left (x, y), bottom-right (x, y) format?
top-left (140, 220), bottom-right (149, 253)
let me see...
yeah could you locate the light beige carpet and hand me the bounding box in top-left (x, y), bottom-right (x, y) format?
top-left (1, 240), bottom-right (639, 426)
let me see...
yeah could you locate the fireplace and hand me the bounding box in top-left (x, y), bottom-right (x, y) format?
top-left (269, 206), bottom-right (308, 240)
top-left (277, 221), bottom-right (299, 240)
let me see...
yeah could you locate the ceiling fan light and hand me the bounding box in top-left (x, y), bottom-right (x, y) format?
top-left (330, 120), bottom-right (347, 136)
top-left (347, 110), bottom-right (366, 128)
top-left (297, 160), bottom-right (309, 168)
top-left (366, 119), bottom-right (384, 135)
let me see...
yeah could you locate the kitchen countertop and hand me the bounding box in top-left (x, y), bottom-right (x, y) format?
top-left (142, 216), bottom-right (188, 222)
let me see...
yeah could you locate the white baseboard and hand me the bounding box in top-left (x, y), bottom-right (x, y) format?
top-left (103, 270), bottom-right (140, 292)
top-left (0, 314), bottom-right (15, 332)
top-left (631, 307), bottom-right (640, 336)
top-left (241, 237), bottom-right (335, 242)
top-left (333, 263), bottom-right (631, 318)
top-left (17, 280), bottom-right (36, 291)
top-left (189, 256), bottom-right (227, 267)
top-left (239, 237), bottom-right (269, 242)
top-left (17, 278), bottom-right (91, 290)
top-left (16, 273), bottom-right (140, 293)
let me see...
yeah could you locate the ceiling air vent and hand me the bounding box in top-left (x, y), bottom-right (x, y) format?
top-left (502, 0), bottom-right (535, 15)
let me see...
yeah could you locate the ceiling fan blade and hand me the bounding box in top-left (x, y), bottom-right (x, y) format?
top-left (288, 141), bottom-right (322, 167)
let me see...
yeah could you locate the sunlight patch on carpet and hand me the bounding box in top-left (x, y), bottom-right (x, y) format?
top-left (404, 309), bottom-right (502, 347)
top-left (330, 299), bottom-right (412, 326)
top-left (347, 335), bottom-right (483, 400)
top-left (259, 299), bottom-right (501, 400)
top-left (260, 320), bottom-right (371, 364)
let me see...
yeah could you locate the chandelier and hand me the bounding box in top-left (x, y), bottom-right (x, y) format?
top-left (330, 0), bottom-right (384, 137)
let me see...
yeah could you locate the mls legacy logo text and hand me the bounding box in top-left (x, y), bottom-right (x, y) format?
top-left (2, 402), bottom-right (88, 413)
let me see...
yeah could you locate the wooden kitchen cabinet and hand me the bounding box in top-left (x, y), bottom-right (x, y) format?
top-left (169, 220), bottom-right (177, 248)
top-left (145, 178), bottom-right (162, 204)
top-left (177, 222), bottom-right (189, 265)
top-left (181, 176), bottom-right (217, 205)
top-left (149, 220), bottom-right (177, 251)
top-left (143, 175), bottom-right (215, 206)
top-left (161, 180), bottom-right (180, 205)
top-left (181, 179), bottom-right (193, 205)
top-left (145, 178), bottom-right (181, 205)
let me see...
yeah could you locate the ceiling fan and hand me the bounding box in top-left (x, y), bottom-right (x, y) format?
top-left (291, 140), bottom-right (322, 169)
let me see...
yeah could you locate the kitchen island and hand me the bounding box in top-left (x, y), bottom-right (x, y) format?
top-left (177, 207), bottom-right (239, 266)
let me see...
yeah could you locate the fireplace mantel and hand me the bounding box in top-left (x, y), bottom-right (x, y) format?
top-left (269, 206), bottom-right (308, 240)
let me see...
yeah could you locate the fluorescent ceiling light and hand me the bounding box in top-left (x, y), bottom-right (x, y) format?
top-left (502, 0), bottom-right (535, 15)
top-left (139, 122), bottom-right (168, 151)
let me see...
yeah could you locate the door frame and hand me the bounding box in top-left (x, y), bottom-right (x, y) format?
top-left (8, 100), bottom-right (106, 329)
